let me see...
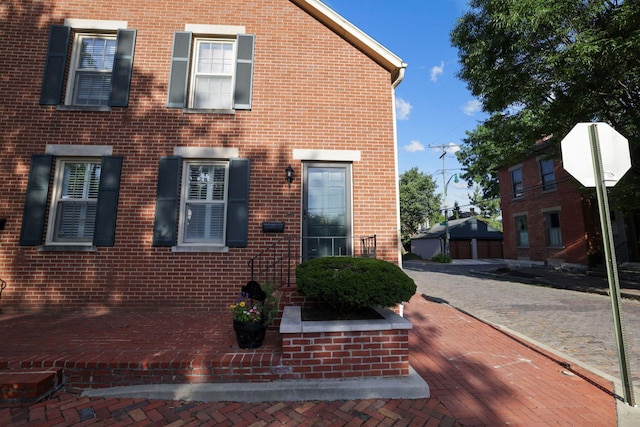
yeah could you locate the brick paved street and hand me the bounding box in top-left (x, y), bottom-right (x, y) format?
top-left (405, 260), bottom-right (640, 384)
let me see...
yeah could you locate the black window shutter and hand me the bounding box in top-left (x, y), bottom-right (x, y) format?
top-left (167, 32), bottom-right (192, 108)
top-left (233, 34), bottom-right (255, 110)
top-left (153, 156), bottom-right (182, 246)
top-left (109, 29), bottom-right (137, 107)
top-left (226, 159), bottom-right (251, 247)
top-left (20, 155), bottom-right (53, 245)
top-left (40, 25), bottom-right (70, 105)
top-left (93, 156), bottom-right (123, 246)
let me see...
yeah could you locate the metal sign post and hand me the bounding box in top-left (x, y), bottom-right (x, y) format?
top-left (587, 124), bottom-right (635, 406)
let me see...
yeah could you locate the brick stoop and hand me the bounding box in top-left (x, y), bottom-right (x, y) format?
top-left (0, 368), bottom-right (63, 406)
top-left (3, 328), bottom-right (285, 390)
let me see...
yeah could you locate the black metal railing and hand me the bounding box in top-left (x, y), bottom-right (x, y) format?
top-left (248, 235), bottom-right (377, 287)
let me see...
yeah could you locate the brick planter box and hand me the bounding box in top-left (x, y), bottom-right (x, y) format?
top-left (279, 306), bottom-right (411, 380)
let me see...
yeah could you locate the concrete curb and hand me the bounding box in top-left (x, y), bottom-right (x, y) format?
top-left (81, 367), bottom-right (429, 403)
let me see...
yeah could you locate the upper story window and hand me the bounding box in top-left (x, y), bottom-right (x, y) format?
top-left (68, 35), bottom-right (116, 106)
top-left (19, 146), bottom-right (123, 249)
top-left (167, 25), bottom-right (255, 112)
top-left (539, 159), bottom-right (556, 191)
top-left (511, 167), bottom-right (524, 199)
top-left (191, 39), bottom-right (235, 109)
top-left (40, 19), bottom-right (136, 109)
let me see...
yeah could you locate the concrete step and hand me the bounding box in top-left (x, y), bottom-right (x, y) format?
top-left (0, 368), bottom-right (63, 407)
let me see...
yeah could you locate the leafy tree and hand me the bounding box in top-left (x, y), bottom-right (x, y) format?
top-left (451, 201), bottom-right (462, 219)
top-left (451, 0), bottom-right (640, 209)
top-left (399, 167), bottom-right (441, 249)
top-left (469, 186), bottom-right (501, 219)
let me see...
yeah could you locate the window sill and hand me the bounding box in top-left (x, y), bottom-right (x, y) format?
top-left (56, 105), bottom-right (112, 112)
top-left (183, 108), bottom-right (235, 115)
top-left (172, 245), bottom-right (229, 253)
top-left (38, 245), bottom-right (97, 252)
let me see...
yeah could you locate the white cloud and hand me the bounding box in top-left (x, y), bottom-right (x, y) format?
top-left (462, 99), bottom-right (482, 116)
top-left (445, 143), bottom-right (460, 154)
top-left (404, 140), bottom-right (425, 152)
top-left (430, 142), bottom-right (460, 155)
top-left (396, 97), bottom-right (412, 120)
top-left (430, 61), bottom-right (445, 82)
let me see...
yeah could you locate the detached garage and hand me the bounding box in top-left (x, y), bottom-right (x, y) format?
top-left (411, 217), bottom-right (503, 260)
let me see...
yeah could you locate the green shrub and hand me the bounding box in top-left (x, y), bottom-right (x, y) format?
top-left (430, 254), bottom-right (452, 263)
top-left (402, 252), bottom-right (422, 261)
top-left (296, 257), bottom-right (417, 314)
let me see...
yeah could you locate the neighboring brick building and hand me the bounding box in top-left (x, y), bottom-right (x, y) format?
top-left (0, 0), bottom-right (406, 313)
top-left (498, 138), bottom-right (632, 267)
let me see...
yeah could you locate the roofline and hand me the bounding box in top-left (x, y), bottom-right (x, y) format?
top-left (290, 0), bottom-right (407, 87)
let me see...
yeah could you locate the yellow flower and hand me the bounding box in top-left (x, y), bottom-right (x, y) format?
top-left (230, 304), bottom-right (237, 309)
top-left (239, 301), bottom-right (246, 307)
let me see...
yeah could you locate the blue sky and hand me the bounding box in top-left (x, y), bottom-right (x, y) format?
top-left (323, 0), bottom-right (484, 210)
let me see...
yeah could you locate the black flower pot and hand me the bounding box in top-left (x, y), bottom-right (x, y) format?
top-left (233, 320), bottom-right (266, 349)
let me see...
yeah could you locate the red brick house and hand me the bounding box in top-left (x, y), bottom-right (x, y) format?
top-left (499, 139), bottom-right (633, 267)
top-left (0, 0), bottom-right (406, 313)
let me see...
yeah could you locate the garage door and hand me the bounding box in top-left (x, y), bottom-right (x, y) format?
top-left (450, 240), bottom-right (472, 259)
top-left (477, 240), bottom-right (503, 259)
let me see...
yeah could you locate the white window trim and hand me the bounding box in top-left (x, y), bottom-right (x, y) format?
top-left (293, 149), bottom-right (361, 162)
top-left (64, 19), bottom-right (127, 30)
top-left (46, 145), bottom-right (112, 156)
top-left (177, 160), bottom-right (229, 248)
top-left (173, 147), bottom-right (237, 252)
top-left (188, 37), bottom-right (237, 110)
top-left (174, 147), bottom-right (238, 158)
top-left (63, 32), bottom-right (117, 107)
top-left (45, 157), bottom-right (101, 246)
top-left (184, 24), bottom-right (244, 35)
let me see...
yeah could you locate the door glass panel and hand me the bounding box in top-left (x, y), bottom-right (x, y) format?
top-left (303, 165), bottom-right (350, 260)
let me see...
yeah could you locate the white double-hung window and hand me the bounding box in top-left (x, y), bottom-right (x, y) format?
top-left (180, 161), bottom-right (229, 245)
top-left (68, 34), bottom-right (117, 106)
top-left (191, 39), bottom-right (235, 109)
top-left (49, 160), bottom-right (101, 243)
top-left (166, 25), bottom-right (254, 111)
top-left (40, 20), bottom-right (136, 108)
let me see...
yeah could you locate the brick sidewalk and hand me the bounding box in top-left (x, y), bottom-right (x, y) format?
top-left (0, 294), bottom-right (618, 425)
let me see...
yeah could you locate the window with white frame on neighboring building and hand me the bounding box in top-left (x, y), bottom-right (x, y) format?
top-left (511, 168), bottom-right (523, 198)
top-left (515, 215), bottom-right (529, 247)
top-left (40, 20), bottom-right (136, 108)
top-left (167, 25), bottom-right (255, 111)
top-left (539, 159), bottom-right (556, 191)
top-left (545, 211), bottom-right (562, 247)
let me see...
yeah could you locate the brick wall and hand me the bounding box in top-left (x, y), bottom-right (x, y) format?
top-left (281, 330), bottom-right (410, 379)
top-left (499, 155), bottom-right (590, 264)
top-left (0, 0), bottom-right (401, 312)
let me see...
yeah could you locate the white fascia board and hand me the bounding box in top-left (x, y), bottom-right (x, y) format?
top-left (290, 0), bottom-right (407, 87)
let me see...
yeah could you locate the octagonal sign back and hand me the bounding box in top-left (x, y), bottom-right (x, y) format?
top-left (561, 122), bottom-right (631, 187)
